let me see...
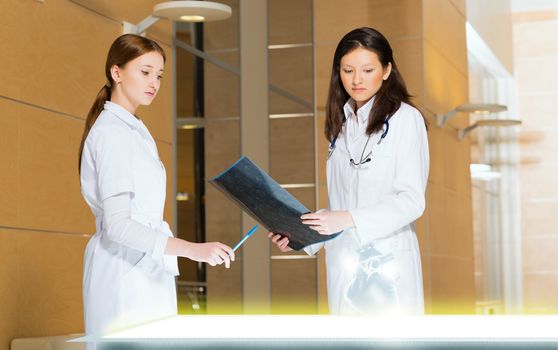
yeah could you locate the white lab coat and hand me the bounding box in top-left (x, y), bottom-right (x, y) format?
top-left (306, 98), bottom-right (429, 316)
top-left (80, 101), bottom-right (179, 345)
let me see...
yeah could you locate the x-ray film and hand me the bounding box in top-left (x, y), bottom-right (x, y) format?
top-left (209, 157), bottom-right (342, 251)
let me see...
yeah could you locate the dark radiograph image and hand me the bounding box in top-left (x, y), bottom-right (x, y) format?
top-left (210, 157), bottom-right (342, 250)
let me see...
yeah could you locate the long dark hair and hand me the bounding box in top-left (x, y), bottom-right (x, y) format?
top-left (325, 27), bottom-right (426, 142)
top-left (78, 34), bottom-right (166, 171)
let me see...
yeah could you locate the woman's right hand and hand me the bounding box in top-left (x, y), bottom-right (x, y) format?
top-left (185, 242), bottom-right (235, 268)
top-left (268, 232), bottom-right (293, 252)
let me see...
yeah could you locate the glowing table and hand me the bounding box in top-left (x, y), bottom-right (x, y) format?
top-left (71, 315), bottom-right (558, 349)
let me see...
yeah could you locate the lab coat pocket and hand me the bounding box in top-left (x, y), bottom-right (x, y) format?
top-left (120, 249), bottom-right (148, 278)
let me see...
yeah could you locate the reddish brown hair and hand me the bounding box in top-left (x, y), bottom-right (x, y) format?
top-left (78, 34), bottom-right (166, 171)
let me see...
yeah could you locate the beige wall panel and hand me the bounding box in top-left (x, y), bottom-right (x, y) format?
top-left (315, 112), bottom-right (329, 208)
top-left (447, 192), bottom-right (474, 260)
top-left (204, 216), bottom-right (242, 249)
top-left (317, 252), bottom-right (328, 314)
top-left (205, 187), bottom-right (242, 226)
top-left (426, 126), bottom-right (447, 186)
top-left (315, 112), bottom-right (329, 314)
top-left (269, 47), bottom-right (313, 113)
top-left (205, 218), bottom-right (242, 314)
top-left (316, 113), bottom-right (328, 174)
top-left (449, 0), bottom-right (466, 18)
top-left (68, 0), bottom-right (173, 43)
top-left (423, 0), bottom-right (467, 76)
top-left (515, 56), bottom-right (558, 93)
top-left (0, 1), bottom-right (173, 142)
top-left (521, 198), bottom-right (558, 234)
top-left (204, 52), bottom-right (240, 118)
top-left (271, 258), bottom-right (317, 314)
top-left (0, 1), bottom-right (116, 118)
top-left (420, 253), bottom-right (432, 313)
top-left (206, 252), bottom-right (242, 314)
top-left (285, 187), bottom-right (315, 212)
top-left (204, 121), bottom-right (240, 176)
top-left (270, 118), bottom-right (314, 184)
top-left (0, 102), bottom-right (20, 228)
top-left (522, 236), bottom-right (558, 273)
top-left (270, 93), bottom-right (312, 115)
top-left (519, 164), bottom-right (558, 198)
top-left (523, 273), bottom-right (558, 312)
top-left (517, 94), bottom-right (558, 127)
top-left (513, 20), bottom-right (558, 57)
top-left (316, 183), bottom-right (329, 210)
top-left (204, 0), bottom-right (239, 51)
top-left (426, 183), bottom-right (447, 256)
top-left (204, 119), bottom-right (241, 313)
top-left (427, 186), bottom-right (473, 259)
top-left (473, 237), bottom-right (484, 301)
top-left (391, 38), bottom-right (425, 107)
top-left (414, 213), bottom-right (429, 256)
top-left (19, 107), bottom-right (92, 234)
top-left (16, 231), bottom-right (87, 336)
top-left (0, 229), bottom-right (88, 348)
top-left (314, 44), bottom-right (336, 108)
top-left (269, 0), bottom-right (312, 45)
top-left (444, 130), bottom-right (472, 195)
top-left (0, 231), bottom-right (20, 350)
top-left (423, 41), bottom-right (469, 129)
top-left (429, 255), bottom-right (475, 314)
top-left (314, 0), bottom-right (422, 45)
top-left (519, 131), bottom-right (558, 164)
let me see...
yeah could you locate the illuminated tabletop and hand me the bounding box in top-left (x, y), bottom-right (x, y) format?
top-left (71, 315), bottom-right (558, 349)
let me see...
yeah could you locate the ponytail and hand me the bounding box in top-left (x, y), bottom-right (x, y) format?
top-left (78, 84), bottom-right (111, 172)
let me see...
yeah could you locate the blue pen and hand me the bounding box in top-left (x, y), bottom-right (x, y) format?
top-left (233, 225), bottom-right (259, 252)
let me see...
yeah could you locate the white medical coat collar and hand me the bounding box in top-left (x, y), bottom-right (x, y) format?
top-left (104, 101), bottom-right (143, 130)
top-left (343, 96), bottom-right (376, 124)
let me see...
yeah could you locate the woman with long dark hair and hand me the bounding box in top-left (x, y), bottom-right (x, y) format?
top-left (270, 27), bottom-right (429, 315)
top-left (79, 34), bottom-right (234, 346)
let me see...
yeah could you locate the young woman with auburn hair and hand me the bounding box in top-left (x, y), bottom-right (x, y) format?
top-left (79, 34), bottom-right (234, 346)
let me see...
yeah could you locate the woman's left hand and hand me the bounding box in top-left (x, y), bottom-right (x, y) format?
top-left (301, 210), bottom-right (355, 235)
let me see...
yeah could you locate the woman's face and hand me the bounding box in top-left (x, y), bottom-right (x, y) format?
top-left (339, 47), bottom-right (391, 108)
top-left (111, 51), bottom-right (164, 109)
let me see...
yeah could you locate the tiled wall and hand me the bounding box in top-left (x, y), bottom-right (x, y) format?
top-left (0, 1), bottom-right (175, 349)
top-left (513, 10), bottom-right (558, 314)
top-left (313, 0), bottom-right (476, 314)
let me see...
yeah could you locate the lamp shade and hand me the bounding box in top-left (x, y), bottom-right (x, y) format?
top-left (153, 1), bottom-right (232, 22)
top-left (475, 119), bottom-right (521, 127)
top-left (455, 103), bottom-right (507, 114)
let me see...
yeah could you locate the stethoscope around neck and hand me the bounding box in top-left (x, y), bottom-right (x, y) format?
top-left (327, 116), bottom-right (390, 166)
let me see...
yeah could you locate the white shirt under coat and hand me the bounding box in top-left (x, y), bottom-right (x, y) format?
top-left (306, 97), bottom-right (429, 315)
